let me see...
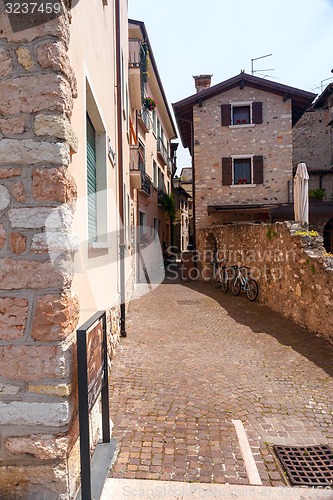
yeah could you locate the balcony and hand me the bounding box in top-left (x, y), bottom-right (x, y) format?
top-left (138, 108), bottom-right (152, 133)
top-left (129, 145), bottom-right (151, 195)
top-left (128, 39), bottom-right (142, 111)
top-left (158, 188), bottom-right (168, 206)
top-left (157, 137), bottom-right (168, 166)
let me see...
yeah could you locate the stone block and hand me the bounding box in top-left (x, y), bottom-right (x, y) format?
top-left (31, 232), bottom-right (79, 255)
top-left (0, 48), bottom-right (13, 78)
top-left (0, 383), bottom-right (21, 395)
top-left (0, 139), bottom-right (70, 166)
top-left (0, 257), bottom-right (73, 290)
top-left (0, 462), bottom-right (69, 498)
top-left (28, 383), bottom-right (72, 397)
top-left (9, 232), bottom-right (27, 255)
top-left (0, 74), bottom-right (73, 117)
top-left (34, 113), bottom-right (78, 152)
top-left (9, 207), bottom-right (57, 228)
top-left (36, 42), bottom-right (77, 98)
top-left (0, 401), bottom-right (70, 427)
top-left (0, 167), bottom-right (21, 179)
top-left (0, 344), bottom-right (71, 381)
top-left (0, 115), bottom-right (26, 135)
top-left (32, 167), bottom-right (77, 203)
top-left (10, 181), bottom-right (26, 202)
top-left (0, 297), bottom-right (29, 340)
top-left (16, 47), bottom-right (34, 70)
top-left (32, 292), bottom-right (79, 342)
top-left (0, 185), bottom-right (10, 211)
top-left (0, 223), bottom-right (6, 249)
top-left (5, 434), bottom-right (68, 460)
top-left (0, 8), bottom-right (70, 47)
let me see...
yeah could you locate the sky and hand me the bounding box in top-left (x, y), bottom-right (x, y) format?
top-left (128, 0), bottom-right (333, 171)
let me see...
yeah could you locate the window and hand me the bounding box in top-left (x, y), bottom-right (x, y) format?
top-left (153, 160), bottom-right (158, 186)
top-left (222, 156), bottom-right (263, 185)
top-left (221, 101), bottom-right (262, 126)
top-left (233, 105), bottom-right (250, 125)
top-left (86, 80), bottom-right (107, 247)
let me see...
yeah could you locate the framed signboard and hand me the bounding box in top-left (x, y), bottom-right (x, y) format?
top-left (77, 311), bottom-right (110, 500)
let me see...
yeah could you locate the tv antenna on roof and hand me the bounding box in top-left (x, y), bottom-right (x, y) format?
top-left (251, 53), bottom-right (274, 76)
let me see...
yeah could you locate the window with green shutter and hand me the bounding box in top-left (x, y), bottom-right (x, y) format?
top-left (86, 114), bottom-right (97, 242)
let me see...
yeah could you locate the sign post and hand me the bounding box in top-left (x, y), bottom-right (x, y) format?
top-left (77, 311), bottom-right (110, 500)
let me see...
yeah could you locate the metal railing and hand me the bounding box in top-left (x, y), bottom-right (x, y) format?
top-left (158, 188), bottom-right (167, 206)
top-left (138, 108), bottom-right (152, 131)
top-left (157, 137), bottom-right (169, 165)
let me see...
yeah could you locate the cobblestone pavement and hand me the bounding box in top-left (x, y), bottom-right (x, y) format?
top-left (108, 272), bottom-right (333, 488)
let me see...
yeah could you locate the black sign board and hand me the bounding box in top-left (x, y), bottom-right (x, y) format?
top-left (77, 311), bottom-right (110, 500)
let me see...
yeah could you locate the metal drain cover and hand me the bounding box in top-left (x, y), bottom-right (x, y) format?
top-left (273, 444), bottom-right (333, 487)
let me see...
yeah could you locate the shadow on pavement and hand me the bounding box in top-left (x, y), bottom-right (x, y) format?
top-left (163, 263), bottom-right (333, 378)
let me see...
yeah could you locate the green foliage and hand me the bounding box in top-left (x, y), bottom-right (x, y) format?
top-left (162, 193), bottom-right (175, 217)
top-left (308, 188), bottom-right (325, 200)
top-left (266, 227), bottom-right (277, 240)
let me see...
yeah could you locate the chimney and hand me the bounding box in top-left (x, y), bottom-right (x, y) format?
top-left (193, 74), bottom-right (212, 93)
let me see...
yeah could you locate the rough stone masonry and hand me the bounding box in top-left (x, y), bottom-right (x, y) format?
top-left (0, 8), bottom-right (81, 499)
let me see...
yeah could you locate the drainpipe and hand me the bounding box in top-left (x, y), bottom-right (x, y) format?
top-left (115, 0), bottom-right (127, 337)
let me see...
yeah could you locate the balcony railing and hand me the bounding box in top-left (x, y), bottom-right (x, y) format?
top-left (138, 108), bottom-right (152, 133)
top-left (158, 188), bottom-right (167, 206)
top-left (157, 137), bottom-right (168, 166)
top-left (129, 145), bottom-right (151, 196)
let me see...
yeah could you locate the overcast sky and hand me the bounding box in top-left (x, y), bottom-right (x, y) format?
top-left (128, 0), bottom-right (333, 171)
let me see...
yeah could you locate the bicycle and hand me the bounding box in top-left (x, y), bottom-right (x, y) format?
top-left (231, 266), bottom-right (259, 301)
top-left (210, 259), bottom-right (230, 293)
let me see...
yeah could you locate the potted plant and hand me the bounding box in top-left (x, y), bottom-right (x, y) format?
top-left (143, 96), bottom-right (157, 111)
top-left (308, 188), bottom-right (325, 202)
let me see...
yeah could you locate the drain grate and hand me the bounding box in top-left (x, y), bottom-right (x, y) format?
top-left (273, 444), bottom-right (333, 487)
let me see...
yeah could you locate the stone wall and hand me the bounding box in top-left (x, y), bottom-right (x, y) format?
top-left (0, 10), bottom-right (81, 499)
top-left (197, 222), bottom-right (333, 345)
top-left (293, 108), bottom-right (331, 169)
top-left (193, 87), bottom-right (293, 230)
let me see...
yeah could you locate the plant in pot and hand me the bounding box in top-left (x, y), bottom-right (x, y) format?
top-left (143, 96), bottom-right (157, 111)
top-left (308, 188), bottom-right (325, 202)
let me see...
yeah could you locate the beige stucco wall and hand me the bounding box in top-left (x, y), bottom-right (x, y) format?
top-left (69, 0), bottom-right (132, 324)
top-left (193, 87), bottom-right (293, 229)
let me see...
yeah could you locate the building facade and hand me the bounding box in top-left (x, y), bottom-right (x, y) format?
top-left (173, 73), bottom-right (315, 237)
top-left (0, 2), bottom-right (178, 497)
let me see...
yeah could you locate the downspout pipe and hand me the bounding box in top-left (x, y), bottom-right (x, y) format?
top-left (115, 0), bottom-right (127, 337)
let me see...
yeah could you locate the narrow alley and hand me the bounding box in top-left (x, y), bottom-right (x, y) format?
top-left (105, 274), bottom-right (333, 494)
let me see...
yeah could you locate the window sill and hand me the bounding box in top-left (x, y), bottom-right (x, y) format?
top-left (229, 124), bottom-right (255, 129)
top-left (230, 184), bottom-right (256, 188)
top-left (88, 241), bottom-right (111, 258)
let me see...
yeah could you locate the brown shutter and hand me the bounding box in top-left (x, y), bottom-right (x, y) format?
top-left (252, 101), bottom-right (263, 124)
top-left (221, 104), bottom-right (231, 126)
top-left (222, 157), bottom-right (232, 185)
top-left (253, 156), bottom-right (264, 184)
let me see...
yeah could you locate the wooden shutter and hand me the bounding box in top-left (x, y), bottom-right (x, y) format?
top-left (221, 104), bottom-right (231, 126)
top-left (252, 101), bottom-right (263, 124)
top-left (86, 114), bottom-right (97, 242)
top-left (222, 157), bottom-right (232, 185)
top-left (253, 155), bottom-right (264, 184)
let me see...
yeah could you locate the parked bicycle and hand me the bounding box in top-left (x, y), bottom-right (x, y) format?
top-left (231, 266), bottom-right (259, 301)
top-left (210, 259), bottom-right (235, 293)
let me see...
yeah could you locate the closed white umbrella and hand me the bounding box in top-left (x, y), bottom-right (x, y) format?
top-left (294, 162), bottom-right (309, 224)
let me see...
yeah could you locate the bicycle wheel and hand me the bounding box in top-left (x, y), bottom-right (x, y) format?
top-left (246, 279), bottom-right (258, 301)
top-left (231, 277), bottom-right (241, 296)
top-left (211, 269), bottom-right (222, 288)
top-left (221, 270), bottom-right (229, 293)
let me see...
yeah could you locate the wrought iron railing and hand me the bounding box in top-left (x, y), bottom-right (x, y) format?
top-left (139, 108), bottom-right (152, 131)
top-left (158, 188), bottom-right (167, 206)
top-left (157, 137), bottom-right (168, 165)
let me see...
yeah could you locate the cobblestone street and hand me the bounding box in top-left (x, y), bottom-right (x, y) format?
top-left (108, 273), bottom-right (333, 488)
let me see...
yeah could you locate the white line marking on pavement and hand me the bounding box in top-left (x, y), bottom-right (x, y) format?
top-left (232, 419), bottom-right (263, 486)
